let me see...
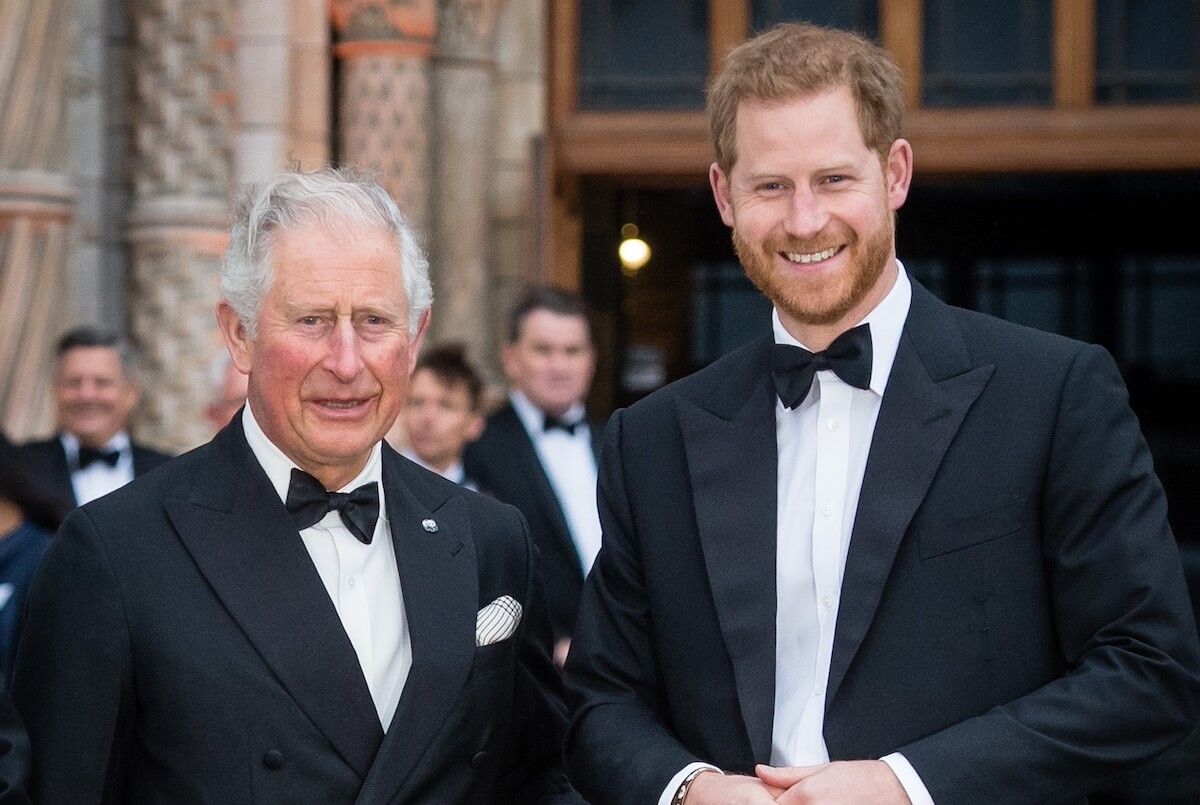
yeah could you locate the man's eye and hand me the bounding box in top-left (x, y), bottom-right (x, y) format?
top-left (300, 316), bottom-right (321, 326)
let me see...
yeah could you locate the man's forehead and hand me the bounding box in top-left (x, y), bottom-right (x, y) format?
top-left (518, 310), bottom-right (591, 343)
top-left (412, 369), bottom-right (470, 397)
top-left (58, 346), bottom-right (124, 374)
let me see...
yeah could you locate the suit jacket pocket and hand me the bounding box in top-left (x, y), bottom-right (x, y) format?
top-left (918, 497), bottom-right (1030, 559)
top-left (470, 638), bottom-right (513, 680)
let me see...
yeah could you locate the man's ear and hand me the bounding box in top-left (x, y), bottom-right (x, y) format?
top-left (499, 341), bottom-right (519, 382)
top-left (406, 309), bottom-right (431, 376)
top-left (709, 162), bottom-right (736, 228)
top-left (465, 412), bottom-right (486, 443)
top-left (216, 301), bottom-right (253, 374)
top-left (885, 138), bottom-right (914, 211)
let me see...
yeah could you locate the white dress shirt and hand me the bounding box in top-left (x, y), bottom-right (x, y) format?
top-left (510, 391), bottom-right (602, 573)
top-left (658, 265), bottom-right (933, 805)
top-left (64, 431), bottom-right (135, 505)
top-left (242, 404), bottom-right (411, 730)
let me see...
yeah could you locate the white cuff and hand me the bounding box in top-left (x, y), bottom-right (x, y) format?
top-left (881, 752), bottom-right (935, 805)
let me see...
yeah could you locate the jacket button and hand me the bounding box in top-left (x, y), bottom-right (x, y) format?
top-left (470, 750), bottom-right (488, 769)
top-left (263, 750), bottom-right (284, 770)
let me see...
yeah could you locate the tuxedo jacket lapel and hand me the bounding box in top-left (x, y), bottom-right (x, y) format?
top-left (164, 425), bottom-right (383, 781)
top-left (679, 336), bottom-right (778, 764)
top-left (827, 283), bottom-right (994, 705)
top-left (356, 450), bottom-right (477, 804)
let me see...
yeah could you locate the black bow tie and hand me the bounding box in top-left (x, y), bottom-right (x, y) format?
top-left (543, 414), bottom-right (580, 435)
top-left (771, 323), bottom-right (873, 409)
top-left (78, 446), bottom-right (121, 469)
top-left (285, 468), bottom-right (380, 545)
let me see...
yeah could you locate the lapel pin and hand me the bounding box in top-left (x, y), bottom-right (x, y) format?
top-left (421, 518), bottom-right (439, 533)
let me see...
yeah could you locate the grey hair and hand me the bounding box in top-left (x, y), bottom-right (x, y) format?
top-left (221, 167), bottom-right (433, 339)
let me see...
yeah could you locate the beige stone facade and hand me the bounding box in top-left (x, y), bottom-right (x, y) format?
top-left (0, 0), bottom-right (546, 452)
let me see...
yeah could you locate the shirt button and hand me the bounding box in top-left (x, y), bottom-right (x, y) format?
top-left (814, 686), bottom-right (825, 697)
top-left (822, 595), bottom-right (834, 608)
top-left (347, 577), bottom-right (356, 589)
top-left (826, 418), bottom-right (840, 431)
top-left (821, 504), bottom-right (833, 517)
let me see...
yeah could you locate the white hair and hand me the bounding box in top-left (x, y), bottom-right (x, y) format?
top-left (221, 167), bottom-right (432, 338)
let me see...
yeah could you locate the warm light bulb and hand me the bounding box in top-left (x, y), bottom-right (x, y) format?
top-left (619, 235), bottom-right (651, 272)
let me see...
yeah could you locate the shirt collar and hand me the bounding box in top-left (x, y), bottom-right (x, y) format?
top-left (509, 390), bottom-right (586, 437)
top-left (240, 402), bottom-right (387, 523)
top-left (771, 261), bottom-right (912, 396)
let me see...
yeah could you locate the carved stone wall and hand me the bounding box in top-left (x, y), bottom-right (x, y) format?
top-left (0, 0), bottom-right (76, 438)
top-left (125, 0), bottom-right (235, 453)
top-left (333, 0), bottom-right (437, 246)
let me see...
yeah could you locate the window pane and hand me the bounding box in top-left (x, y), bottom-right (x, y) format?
top-left (1122, 257), bottom-right (1200, 380)
top-left (1096, 0), bottom-right (1200, 104)
top-left (579, 0), bottom-right (708, 110)
top-left (975, 258), bottom-right (1087, 335)
top-left (751, 0), bottom-right (878, 37)
top-left (923, 0), bottom-right (1053, 106)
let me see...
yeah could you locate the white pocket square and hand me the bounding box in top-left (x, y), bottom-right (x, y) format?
top-left (476, 595), bottom-right (522, 646)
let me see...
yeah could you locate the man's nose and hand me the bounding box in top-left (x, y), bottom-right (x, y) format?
top-left (325, 321), bottom-right (364, 380)
top-left (783, 187), bottom-right (828, 240)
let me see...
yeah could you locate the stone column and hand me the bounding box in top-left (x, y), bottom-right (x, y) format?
top-left (430, 0), bottom-right (507, 356)
top-left (125, 0), bottom-right (235, 453)
top-left (0, 0), bottom-right (76, 438)
top-left (332, 0), bottom-right (437, 247)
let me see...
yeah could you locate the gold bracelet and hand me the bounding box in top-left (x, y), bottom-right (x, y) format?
top-left (671, 767), bottom-right (722, 805)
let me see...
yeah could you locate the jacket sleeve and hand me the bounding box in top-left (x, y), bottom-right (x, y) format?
top-left (11, 507), bottom-right (134, 804)
top-left (900, 344), bottom-right (1200, 803)
top-left (563, 410), bottom-right (703, 805)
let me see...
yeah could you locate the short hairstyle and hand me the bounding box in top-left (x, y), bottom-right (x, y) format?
top-left (221, 167), bottom-right (432, 339)
top-left (55, 327), bottom-right (138, 382)
top-left (707, 22), bottom-right (905, 174)
top-left (506, 285), bottom-right (592, 345)
top-left (414, 343), bottom-right (483, 411)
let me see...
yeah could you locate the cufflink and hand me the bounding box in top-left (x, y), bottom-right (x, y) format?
top-left (421, 518), bottom-right (438, 533)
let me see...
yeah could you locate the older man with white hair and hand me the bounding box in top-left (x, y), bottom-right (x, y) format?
top-left (13, 168), bottom-right (581, 805)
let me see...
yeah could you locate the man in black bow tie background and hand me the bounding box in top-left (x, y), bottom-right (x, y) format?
top-left (13, 168), bottom-right (581, 805)
top-left (465, 286), bottom-right (604, 667)
top-left (563, 23), bottom-right (1200, 805)
top-left (20, 328), bottom-right (171, 527)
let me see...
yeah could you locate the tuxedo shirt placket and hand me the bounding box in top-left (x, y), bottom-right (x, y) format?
top-left (773, 372), bottom-right (859, 765)
top-left (241, 404), bottom-right (411, 731)
top-left (767, 269), bottom-right (934, 805)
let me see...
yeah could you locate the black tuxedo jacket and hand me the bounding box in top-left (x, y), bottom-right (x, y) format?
top-left (464, 404), bottom-right (604, 641)
top-left (563, 280), bottom-right (1200, 805)
top-left (19, 435), bottom-right (171, 526)
top-left (12, 421), bottom-right (581, 804)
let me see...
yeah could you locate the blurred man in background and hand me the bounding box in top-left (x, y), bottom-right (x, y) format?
top-left (464, 286), bottom-right (602, 666)
top-left (20, 328), bottom-right (170, 523)
top-left (400, 343), bottom-right (484, 488)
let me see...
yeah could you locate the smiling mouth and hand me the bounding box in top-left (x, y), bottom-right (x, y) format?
top-left (782, 245), bottom-right (842, 264)
top-left (319, 400), bottom-right (367, 410)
